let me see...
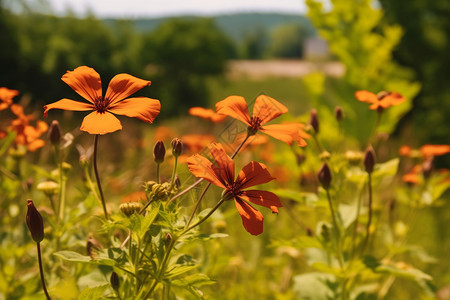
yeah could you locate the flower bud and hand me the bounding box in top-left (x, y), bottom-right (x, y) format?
top-left (171, 138), bottom-right (183, 157)
top-left (308, 109), bottom-right (319, 134)
top-left (26, 199), bottom-right (44, 243)
top-left (334, 106), bottom-right (344, 122)
top-left (48, 120), bottom-right (62, 144)
top-left (364, 146), bottom-right (376, 173)
top-left (306, 227), bottom-right (313, 237)
top-left (174, 175), bottom-right (181, 188)
top-left (164, 232), bottom-right (172, 247)
top-left (119, 201), bottom-right (143, 216)
top-left (37, 181), bottom-right (59, 197)
top-left (317, 162), bottom-right (332, 189)
top-left (153, 140), bottom-right (166, 163)
top-left (110, 272), bottom-right (120, 291)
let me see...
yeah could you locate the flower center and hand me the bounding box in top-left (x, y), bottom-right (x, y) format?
top-left (94, 97), bottom-right (110, 113)
top-left (247, 116), bottom-right (262, 136)
top-left (223, 182), bottom-right (242, 200)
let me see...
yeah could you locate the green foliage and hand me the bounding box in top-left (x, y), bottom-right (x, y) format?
top-left (268, 23), bottom-right (309, 58)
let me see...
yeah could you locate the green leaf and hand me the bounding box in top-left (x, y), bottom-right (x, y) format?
top-left (165, 265), bottom-right (198, 278)
top-left (54, 251), bottom-right (91, 263)
top-left (372, 158), bottom-right (399, 180)
top-left (78, 284), bottom-right (109, 300)
top-left (311, 262), bottom-right (342, 276)
top-left (293, 272), bottom-right (336, 300)
top-left (171, 274), bottom-right (215, 288)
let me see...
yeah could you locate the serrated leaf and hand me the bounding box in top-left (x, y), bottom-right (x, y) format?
top-left (54, 251), bottom-right (91, 263)
top-left (78, 284), bottom-right (108, 300)
top-left (171, 274), bottom-right (215, 288)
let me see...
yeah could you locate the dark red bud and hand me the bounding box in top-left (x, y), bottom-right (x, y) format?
top-left (48, 120), bottom-right (62, 144)
top-left (335, 106), bottom-right (344, 122)
top-left (153, 140), bottom-right (166, 163)
top-left (364, 146), bottom-right (376, 173)
top-left (318, 162), bottom-right (332, 189)
top-left (26, 199), bottom-right (44, 243)
top-left (110, 271), bottom-right (120, 291)
top-left (308, 109), bottom-right (319, 134)
top-left (171, 138), bottom-right (183, 157)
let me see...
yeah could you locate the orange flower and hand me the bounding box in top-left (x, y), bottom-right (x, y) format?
top-left (420, 145), bottom-right (450, 158)
top-left (181, 134), bottom-right (216, 153)
top-left (216, 95), bottom-right (308, 146)
top-left (355, 90), bottom-right (405, 111)
top-left (398, 145), bottom-right (412, 156)
top-left (44, 66), bottom-right (160, 135)
top-left (187, 143), bottom-right (282, 235)
top-left (189, 107), bottom-right (226, 123)
top-left (0, 87), bottom-right (19, 111)
top-left (402, 164), bottom-right (422, 185)
top-left (9, 104), bottom-right (48, 151)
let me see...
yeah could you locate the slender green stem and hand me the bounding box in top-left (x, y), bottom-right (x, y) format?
top-left (169, 156), bottom-right (178, 190)
top-left (312, 133), bottom-right (324, 154)
top-left (325, 189), bottom-right (344, 269)
top-left (83, 163), bottom-right (101, 204)
top-left (350, 188), bottom-right (364, 260)
top-left (37, 243), bottom-right (51, 300)
top-left (156, 163), bottom-right (160, 184)
top-left (167, 178), bottom-right (203, 205)
top-left (184, 199), bottom-right (225, 234)
top-left (47, 195), bottom-right (57, 216)
top-left (360, 173), bottom-right (373, 256)
top-left (231, 133), bottom-right (250, 159)
top-left (185, 182), bottom-right (212, 228)
top-left (93, 135), bottom-right (108, 220)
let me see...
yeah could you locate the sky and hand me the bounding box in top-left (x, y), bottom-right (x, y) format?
top-left (44, 0), bottom-right (308, 18)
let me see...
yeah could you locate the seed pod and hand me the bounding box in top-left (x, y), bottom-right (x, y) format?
top-left (153, 140), bottom-right (166, 163)
top-left (48, 120), bottom-right (62, 144)
top-left (317, 162), bottom-right (332, 189)
top-left (335, 106), bottom-right (344, 122)
top-left (110, 272), bottom-right (120, 291)
top-left (26, 199), bottom-right (44, 243)
top-left (364, 146), bottom-right (376, 173)
top-left (171, 138), bottom-right (183, 157)
top-left (308, 109), bottom-right (319, 134)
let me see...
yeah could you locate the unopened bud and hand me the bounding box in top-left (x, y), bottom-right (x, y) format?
top-left (171, 138), bottom-right (183, 157)
top-left (335, 106), bottom-right (344, 122)
top-left (296, 153), bottom-right (306, 165)
top-left (317, 162), bottom-right (332, 189)
top-left (153, 140), bottom-right (166, 163)
top-left (364, 146), bottom-right (376, 173)
top-left (37, 181), bottom-right (59, 196)
top-left (119, 201), bottom-right (143, 216)
top-left (174, 175), bottom-right (181, 188)
top-left (422, 158), bottom-right (433, 179)
top-left (48, 120), bottom-right (62, 144)
top-left (110, 271), bottom-right (120, 291)
top-left (164, 233), bottom-right (172, 247)
top-left (26, 199), bottom-right (44, 243)
top-left (308, 109), bottom-right (319, 134)
top-left (306, 227), bottom-right (313, 237)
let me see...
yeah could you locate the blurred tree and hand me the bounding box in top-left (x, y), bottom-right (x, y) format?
top-left (268, 23), bottom-right (309, 58)
top-left (380, 0), bottom-right (450, 144)
top-left (142, 18), bottom-right (235, 116)
top-left (240, 27), bottom-right (268, 59)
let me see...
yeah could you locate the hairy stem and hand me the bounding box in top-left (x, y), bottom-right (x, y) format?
top-left (93, 135), bottom-right (108, 219)
top-left (361, 173), bottom-right (373, 256)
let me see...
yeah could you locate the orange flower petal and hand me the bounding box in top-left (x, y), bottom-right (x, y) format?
top-left (186, 154), bottom-right (226, 188)
top-left (181, 134), bottom-right (216, 153)
top-left (189, 107), bottom-right (226, 123)
top-left (43, 98), bottom-right (93, 117)
top-left (252, 95), bottom-right (288, 125)
top-left (108, 97), bottom-right (160, 123)
top-left (10, 104), bottom-right (25, 118)
top-left (105, 74), bottom-right (151, 105)
top-left (355, 91), bottom-right (378, 104)
top-left (80, 111), bottom-right (122, 135)
top-left (261, 123), bottom-right (306, 146)
top-left (420, 145), bottom-right (450, 157)
top-left (384, 93), bottom-right (406, 106)
top-left (399, 145), bottom-right (412, 156)
top-left (209, 143), bottom-right (235, 186)
top-left (36, 121), bottom-right (49, 134)
top-left (27, 139), bottom-right (45, 152)
top-left (240, 190), bottom-right (282, 213)
top-left (234, 199), bottom-right (263, 235)
top-left (0, 87), bottom-right (19, 102)
top-left (368, 102), bottom-right (381, 110)
top-left (62, 66), bottom-right (102, 104)
top-left (215, 96), bottom-right (251, 126)
top-left (236, 161), bottom-right (275, 189)
top-left (402, 173), bottom-right (419, 184)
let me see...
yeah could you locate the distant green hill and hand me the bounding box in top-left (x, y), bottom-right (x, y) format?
top-left (104, 13), bottom-right (316, 42)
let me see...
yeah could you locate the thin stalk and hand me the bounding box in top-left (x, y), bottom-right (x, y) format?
top-left (169, 156), bottom-right (178, 190)
top-left (53, 145), bottom-right (65, 221)
top-left (156, 163), bottom-right (160, 184)
top-left (184, 199), bottom-right (225, 234)
top-left (93, 135), bottom-right (108, 220)
top-left (167, 178), bottom-right (203, 205)
top-left (37, 243), bottom-right (51, 300)
top-left (325, 189), bottom-right (344, 269)
top-left (185, 182), bottom-right (212, 228)
top-left (47, 195), bottom-right (57, 216)
top-left (350, 188), bottom-right (364, 260)
top-left (360, 173), bottom-right (373, 256)
top-left (231, 133), bottom-right (250, 159)
top-left (312, 133), bottom-right (324, 154)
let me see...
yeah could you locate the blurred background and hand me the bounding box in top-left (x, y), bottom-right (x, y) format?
top-left (0, 0), bottom-right (449, 149)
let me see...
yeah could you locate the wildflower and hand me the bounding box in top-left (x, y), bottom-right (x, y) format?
top-left (171, 138), bottom-right (183, 157)
top-left (9, 104), bottom-right (48, 151)
top-left (420, 145), bottom-right (450, 158)
top-left (215, 95), bottom-right (308, 146)
top-left (402, 165), bottom-right (422, 185)
top-left (26, 199), bottom-right (44, 243)
top-left (153, 140), bottom-right (166, 163)
top-left (355, 90), bottom-right (405, 111)
top-left (43, 66), bottom-right (160, 135)
top-left (0, 87), bottom-right (19, 111)
top-left (189, 106), bottom-right (226, 123)
top-left (187, 143), bottom-right (282, 235)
